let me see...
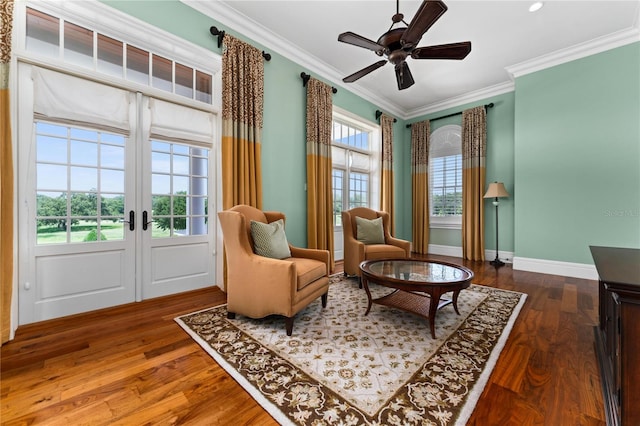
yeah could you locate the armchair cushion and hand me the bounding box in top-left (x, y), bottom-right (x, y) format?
top-left (356, 216), bottom-right (385, 245)
top-left (250, 219), bottom-right (291, 259)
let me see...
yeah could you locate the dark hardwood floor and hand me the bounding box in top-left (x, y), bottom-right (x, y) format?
top-left (1, 254), bottom-right (604, 425)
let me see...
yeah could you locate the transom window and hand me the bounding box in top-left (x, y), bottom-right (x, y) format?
top-left (25, 7), bottom-right (213, 104)
top-left (430, 125), bottom-right (463, 228)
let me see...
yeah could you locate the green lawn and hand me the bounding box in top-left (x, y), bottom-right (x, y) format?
top-left (37, 221), bottom-right (170, 244)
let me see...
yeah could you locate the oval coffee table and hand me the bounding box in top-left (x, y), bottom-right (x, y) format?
top-left (359, 259), bottom-right (474, 338)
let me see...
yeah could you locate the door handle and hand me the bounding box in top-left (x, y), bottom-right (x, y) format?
top-left (123, 210), bottom-right (135, 231)
top-left (143, 210), bottom-right (153, 231)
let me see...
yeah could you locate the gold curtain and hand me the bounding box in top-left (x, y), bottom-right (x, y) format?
top-left (305, 78), bottom-right (334, 272)
top-left (462, 106), bottom-right (486, 261)
top-left (411, 120), bottom-right (430, 254)
top-left (221, 35), bottom-right (264, 210)
top-left (380, 114), bottom-right (395, 234)
top-left (1, 0), bottom-right (14, 344)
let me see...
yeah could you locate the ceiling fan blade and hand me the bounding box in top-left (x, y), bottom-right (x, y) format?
top-left (338, 31), bottom-right (385, 55)
top-left (401, 0), bottom-right (448, 48)
top-left (343, 60), bottom-right (387, 83)
top-left (395, 61), bottom-right (415, 90)
top-left (411, 41), bottom-right (472, 60)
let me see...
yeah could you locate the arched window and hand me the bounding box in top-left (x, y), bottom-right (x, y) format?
top-left (429, 124), bottom-right (462, 228)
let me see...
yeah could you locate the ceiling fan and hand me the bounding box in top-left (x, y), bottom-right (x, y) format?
top-left (338, 0), bottom-right (471, 90)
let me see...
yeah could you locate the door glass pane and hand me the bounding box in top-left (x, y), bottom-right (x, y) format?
top-left (152, 54), bottom-right (172, 92)
top-left (26, 8), bottom-right (60, 58)
top-left (150, 140), bottom-right (209, 238)
top-left (97, 34), bottom-right (123, 77)
top-left (126, 45), bottom-right (149, 85)
top-left (35, 122), bottom-right (127, 244)
top-left (64, 21), bottom-right (93, 68)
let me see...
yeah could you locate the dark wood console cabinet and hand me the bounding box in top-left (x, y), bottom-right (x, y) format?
top-left (590, 246), bottom-right (640, 426)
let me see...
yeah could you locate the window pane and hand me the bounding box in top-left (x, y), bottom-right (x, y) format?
top-left (173, 176), bottom-right (188, 193)
top-left (70, 192), bottom-right (98, 216)
top-left (175, 63), bottom-right (193, 99)
top-left (37, 135), bottom-right (67, 163)
top-left (101, 145), bottom-right (125, 169)
top-left (37, 164), bottom-right (67, 191)
top-left (152, 54), bottom-right (172, 92)
top-left (26, 8), bottom-right (60, 58)
top-left (126, 45), bottom-right (149, 85)
top-left (196, 71), bottom-right (212, 103)
top-left (71, 140), bottom-right (98, 166)
top-left (152, 152), bottom-right (171, 173)
top-left (173, 155), bottom-right (189, 174)
top-left (97, 34), bottom-right (123, 77)
top-left (152, 174), bottom-right (170, 194)
top-left (64, 21), bottom-right (93, 68)
top-left (101, 170), bottom-right (124, 192)
top-left (70, 167), bottom-right (98, 191)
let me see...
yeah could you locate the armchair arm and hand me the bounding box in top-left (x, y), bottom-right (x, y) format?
top-left (342, 210), bottom-right (366, 275)
top-left (290, 246), bottom-right (330, 275)
top-left (386, 236), bottom-right (411, 257)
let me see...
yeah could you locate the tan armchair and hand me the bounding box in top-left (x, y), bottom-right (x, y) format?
top-left (342, 207), bottom-right (411, 277)
top-left (217, 204), bottom-right (330, 336)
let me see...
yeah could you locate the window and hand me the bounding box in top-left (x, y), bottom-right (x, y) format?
top-left (331, 110), bottom-right (379, 227)
top-left (429, 125), bottom-right (462, 228)
top-left (151, 141), bottom-right (209, 238)
top-left (35, 122), bottom-right (126, 244)
top-left (24, 7), bottom-right (213, 105)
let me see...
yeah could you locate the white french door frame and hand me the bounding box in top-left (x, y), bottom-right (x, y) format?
top-left (16, 63), bottom-right (222, 325)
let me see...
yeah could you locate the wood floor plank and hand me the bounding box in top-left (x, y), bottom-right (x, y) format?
top-left (1, 255), bottom-right (605, 425)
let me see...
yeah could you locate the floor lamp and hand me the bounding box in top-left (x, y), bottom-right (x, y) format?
top-left (483, 182), bottom-right (509, 267)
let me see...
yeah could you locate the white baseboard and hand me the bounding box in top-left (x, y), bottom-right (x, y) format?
top-left (512, 257), bottom-right (598, 280)
top-left (428, 244), bottom-right (463, 258)
top-left (428, 244), bottom-right (514, 264)
top-left (426, 245), bottom-right (598, 280)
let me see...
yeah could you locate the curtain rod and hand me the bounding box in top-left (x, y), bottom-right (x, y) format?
top-left (405, 102), bottom-right (494, 128)
top-left (375, 110), bottom-right (397, 123)
top-left (300, 73), bottom-right (337, 94)
top-left (210, 26), bottom-right (271, 61)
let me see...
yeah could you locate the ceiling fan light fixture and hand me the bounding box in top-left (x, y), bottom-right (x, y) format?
top-left (529, 2), bottom-right (544, 12)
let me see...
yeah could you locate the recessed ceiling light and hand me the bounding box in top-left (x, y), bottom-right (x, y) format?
top-left (529, 2), bottom-right (544, 12)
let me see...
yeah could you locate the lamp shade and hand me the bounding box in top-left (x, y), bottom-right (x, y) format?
top-left (484, 182), bottom-right (509, 199)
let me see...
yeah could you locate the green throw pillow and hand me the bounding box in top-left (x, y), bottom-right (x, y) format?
top-left (250, 219), bottom-right (292, 259)
top-left (356, 216), bottom-right (385, 245)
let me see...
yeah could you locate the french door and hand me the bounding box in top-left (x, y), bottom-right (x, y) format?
top-left (18, 64), bottom-right (217, 324)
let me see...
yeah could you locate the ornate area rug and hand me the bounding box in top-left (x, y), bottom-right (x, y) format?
top-left (175, 277), bottom-right (526, 425)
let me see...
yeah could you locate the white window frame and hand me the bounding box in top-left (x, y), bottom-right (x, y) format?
top-left (331, 107), bottom-right (380, 229)
top-left (429, 124), bottom-right (462, 229)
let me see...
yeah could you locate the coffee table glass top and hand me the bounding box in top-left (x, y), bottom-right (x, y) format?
top-left (361, 259), bottom-right (472, 283)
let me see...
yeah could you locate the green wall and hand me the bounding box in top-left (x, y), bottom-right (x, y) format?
top-left (103, 0), bottom-right (398, 247)
top-left (514, 42), bottom-right (640, 264)
top-left (403, 91), bottom-right (516, 253)
top-left (102, 1), bottom-right (640, 265)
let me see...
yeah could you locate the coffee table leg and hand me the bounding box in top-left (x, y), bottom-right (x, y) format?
top-left (362, 276), bottom-right (373, 316)
top-left (428, 290), bottom-right (441, 339)
top-left (452, 290), bottom-right (461, 315)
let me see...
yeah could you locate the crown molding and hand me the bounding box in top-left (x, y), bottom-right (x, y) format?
top-left (180, 0), bottom-right (406, 118)
top-left (405, 81), bottom-right (515, 120)
top-left (182, 0), bottom-right (638, 119)
top-left (506, 26), bottom-right (640, 80)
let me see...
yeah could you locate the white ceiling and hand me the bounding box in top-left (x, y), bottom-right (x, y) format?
top-left (186, 0), bottom-right (640, 118)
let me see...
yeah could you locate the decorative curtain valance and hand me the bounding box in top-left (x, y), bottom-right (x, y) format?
top-left (305, 77), bottom-right (334, 271)
top-left (380, 114), bottom-right (395, 235)
top-left (411, 120), bottom-right (430, 254)
top-left (462, 106), bottom-right (487, 261)
top-left (221, 35), bottom-right (264, 210)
